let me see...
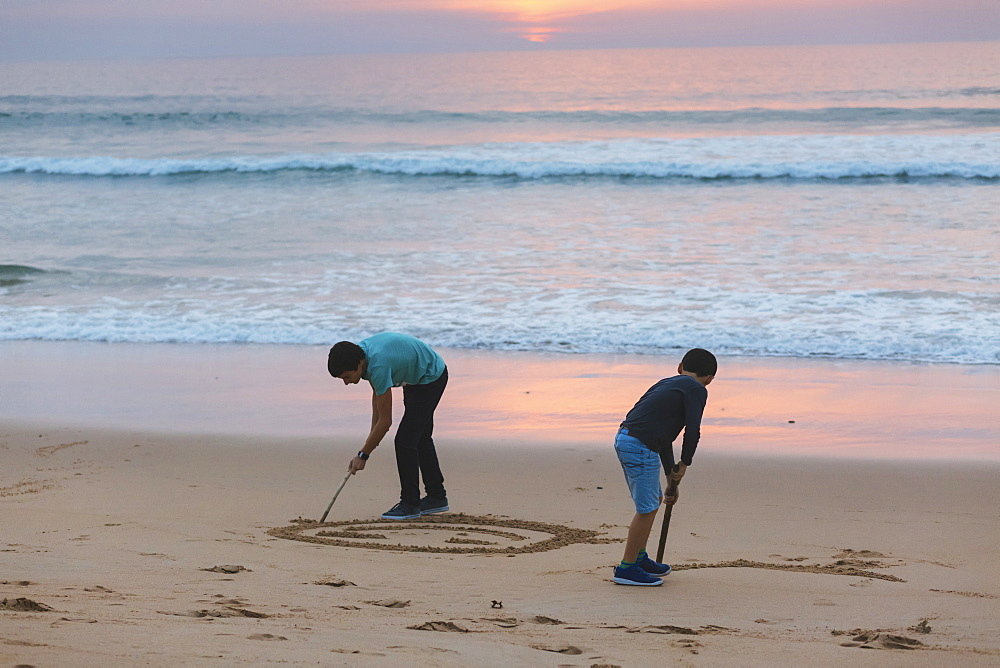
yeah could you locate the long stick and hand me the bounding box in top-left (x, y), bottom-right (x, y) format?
top-left (656, 469), bottom-right (680, 563)
top-left (319, 472), bottom-right (352, 523)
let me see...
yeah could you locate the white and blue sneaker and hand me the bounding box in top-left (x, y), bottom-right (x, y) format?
top-left (419, 495), bottom-right (449, 515)
top-left (636, 553), bottom-right (672, 577)
top-left (613, 564), bottom-right (663, 586)
top-left (381, 502), bottom-right (421, 520)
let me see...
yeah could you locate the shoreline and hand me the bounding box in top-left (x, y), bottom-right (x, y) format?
top-left (2, 339), bottom-right (998, 462)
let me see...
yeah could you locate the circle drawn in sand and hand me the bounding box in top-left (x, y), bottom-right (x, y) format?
top-left (268, 513), bottom-right (613, 554)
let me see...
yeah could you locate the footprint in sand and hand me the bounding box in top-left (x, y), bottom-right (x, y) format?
top-left (629, 624), bottom-right (699, 635)
top-left (629, 624), bottom-right (731, 635)
top-left (367, 599), bottom-right (410, 609)
top-left (930, 588), bottom-right (998, 599)
top-left (200, 565), bottom-right (252, 574)
top-left (530, 615), bottom-right (564, 625)
top-left (408, 621), bottom-right (468, 632)
top-left (3, 639), bottom-right (46, 647)
top-left (313, 578), bottom-right (356, 587)
top-left (35, 441), bottom-right (87, 457)
top-left (163, 606), bottom-right (268, 619)
top-left (0, 479), bottom-right (54, 497)
top-left (839, 631), bottom-right (923, 650)
top-left (483, 616), bottom-right (519, 628)
top-left (0, 598), bottom-right (53, 612)
top-left (531, 644), bottom-right (583, 655)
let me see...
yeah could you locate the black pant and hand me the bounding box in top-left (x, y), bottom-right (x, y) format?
top-left (395, 367), bottom-right (447, 506)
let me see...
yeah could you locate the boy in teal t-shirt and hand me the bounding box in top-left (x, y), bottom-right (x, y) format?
top-left (328, 333), bottom-right (449, 520)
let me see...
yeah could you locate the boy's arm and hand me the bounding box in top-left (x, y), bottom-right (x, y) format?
top-left (349, 388), bottom-right (392, 474)
top-left (367, 388), bottom-right (393, 450)
top-left (678, 388), bottom-right (707, 467)
top-left (370, 392), bottom-right (379, 430)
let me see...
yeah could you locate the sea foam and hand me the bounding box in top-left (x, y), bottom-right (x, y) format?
top-left (1, 134), bottom-right (997, 180)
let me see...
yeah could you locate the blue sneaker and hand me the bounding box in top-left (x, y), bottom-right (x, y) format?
top-left (613, 564), bottom-right (663, 586)
top-left (419, 495), bottom-right (449, 515)
top-left (637, 554), bottom-right (672, 576)
top-left (381, 502), bottom-right (421, 520)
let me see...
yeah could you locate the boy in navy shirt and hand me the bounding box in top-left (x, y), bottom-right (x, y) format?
top-left (612, 348), bottom-right (717, 586)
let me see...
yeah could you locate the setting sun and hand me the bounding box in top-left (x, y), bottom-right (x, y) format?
top-left (516, 25), bottom-right (562, 42)
top-left (439, 0), bottom-right (662, 42)
top-left (448, 0), bottom-right (660, 22)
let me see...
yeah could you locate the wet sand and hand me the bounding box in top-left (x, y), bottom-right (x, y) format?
top-left (3, 340), bottom-right (998, 460)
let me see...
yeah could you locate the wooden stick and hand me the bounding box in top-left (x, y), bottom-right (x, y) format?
top-left (656, 472), bottom-right (680, 563)
top-left (319, 472), bottom-right (352, 523)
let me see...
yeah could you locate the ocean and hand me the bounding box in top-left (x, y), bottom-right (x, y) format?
top-left (2, 41), bottom-right (998, 365)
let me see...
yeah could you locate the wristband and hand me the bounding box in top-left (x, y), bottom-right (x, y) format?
top-left (357, 451), bottom-right (369, 461)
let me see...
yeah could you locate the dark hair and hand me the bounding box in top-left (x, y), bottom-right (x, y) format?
top-left (681, 348), bottom-right (717, 377)
top-left (328, 341), bottom-right (365, 377)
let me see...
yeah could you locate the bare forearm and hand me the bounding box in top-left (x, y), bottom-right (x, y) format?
top-left (363, 389), bottom-right (393, 455)
top-left (370, 394), bottom-right (380, 431)
top-left (362, 419), bottom-right (391, 454)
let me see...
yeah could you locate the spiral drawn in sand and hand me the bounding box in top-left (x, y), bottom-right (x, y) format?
top-left (268, 513), bottom-right (616, 554)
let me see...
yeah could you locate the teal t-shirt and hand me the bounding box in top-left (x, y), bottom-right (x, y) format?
top-left (359, 332), bottom-right (445, 396)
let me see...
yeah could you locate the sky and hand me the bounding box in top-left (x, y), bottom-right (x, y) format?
top-left (0, 0), bottom-right (997, 61)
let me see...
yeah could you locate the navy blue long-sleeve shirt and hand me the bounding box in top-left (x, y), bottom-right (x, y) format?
top-left (620, 374), bottom-right (708, 466)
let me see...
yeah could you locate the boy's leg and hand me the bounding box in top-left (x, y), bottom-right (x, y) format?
top-left (416, 369), bottom-right (447, 500)
top-left (415, 414), bottom-right (446, 499)
top-left (395, 369), bottom-right (448, 506)
top-left (613, 427), bottom-right (667, 585)
top-left (623, 509), bottom-right (659, 564)
top-left (614, 428), bottom-right (662, 549)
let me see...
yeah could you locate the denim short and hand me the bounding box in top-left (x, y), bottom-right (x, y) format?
top-left (614, 427), bottom-right (662, 514)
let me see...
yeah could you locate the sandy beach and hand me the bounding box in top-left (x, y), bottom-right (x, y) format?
top-left (2, 342), bottom-right (999, 666)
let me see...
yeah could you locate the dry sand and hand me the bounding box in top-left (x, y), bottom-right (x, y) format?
top-left (1, 342), bottom-right (999, 665)
top-left (1, 426), bottom-right (998, 666)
